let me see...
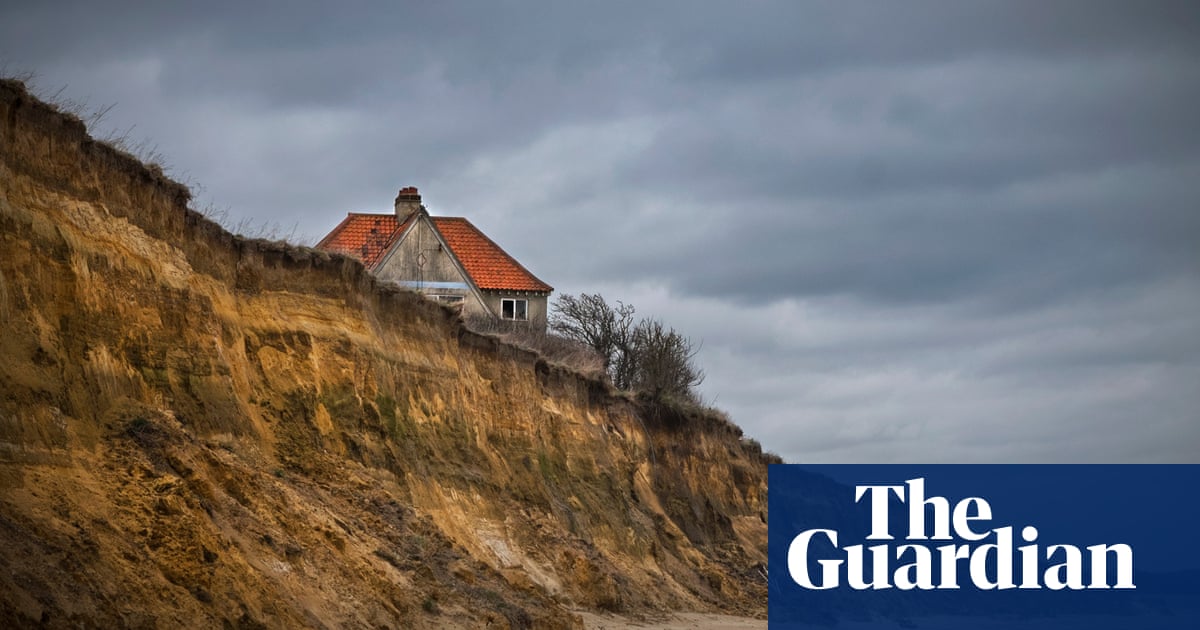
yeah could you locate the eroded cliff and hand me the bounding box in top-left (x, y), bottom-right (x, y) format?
top-left (0, 80), bottom-right (771, 629)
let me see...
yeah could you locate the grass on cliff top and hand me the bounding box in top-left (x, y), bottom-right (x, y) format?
top-left (1, 72), bottom-right (309, 244)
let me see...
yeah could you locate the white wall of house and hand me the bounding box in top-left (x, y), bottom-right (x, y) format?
top-left (374, 217), bottom-right (491, 319)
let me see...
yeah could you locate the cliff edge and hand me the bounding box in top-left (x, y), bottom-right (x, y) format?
top-left (0, 79), bottom-right (771, 629)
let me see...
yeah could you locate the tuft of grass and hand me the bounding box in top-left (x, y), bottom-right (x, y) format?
top-left (464, 315), bottom-right (606, 379)
top-left (0, 72), bottom-right (308, 248)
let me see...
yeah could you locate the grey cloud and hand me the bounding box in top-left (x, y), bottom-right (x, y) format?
top-left (663, 1), bottom-right (1200, 82)
top-left (595, 179), bottom-right (1197, 308)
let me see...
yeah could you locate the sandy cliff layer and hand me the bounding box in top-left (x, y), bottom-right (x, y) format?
top-left (0, 80), bottom-right (771, 629)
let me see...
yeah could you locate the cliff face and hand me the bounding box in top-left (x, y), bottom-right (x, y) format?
top-left (0, 80), bottom-right (770, 629)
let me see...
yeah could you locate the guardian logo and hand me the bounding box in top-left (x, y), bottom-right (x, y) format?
top-left (768, 465), bottom-right (1200, 629)
top-left (787, 478), bottom-right (1134, 591)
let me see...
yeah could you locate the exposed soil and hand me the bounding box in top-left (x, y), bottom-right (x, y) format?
top-left (0, 79), bottom-right (771, 628)
top-left (579, 612), bottom-right (765, 630)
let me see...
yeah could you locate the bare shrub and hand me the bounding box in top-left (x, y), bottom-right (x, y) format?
top-left (464, 314), bottom-right (605, 378)
top-left (628, 318), bottom-right (704, 402)
top-left (548, 293), bottom-right (636, 385)
top-left (549, 293), bottom-right (704, 401)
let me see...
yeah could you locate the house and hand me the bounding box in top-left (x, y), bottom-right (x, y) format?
top-left (316, 187), bottom-right (553, 328)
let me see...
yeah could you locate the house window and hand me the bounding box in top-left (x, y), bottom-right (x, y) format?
top-left (501, 298), bottom-right (528, 321)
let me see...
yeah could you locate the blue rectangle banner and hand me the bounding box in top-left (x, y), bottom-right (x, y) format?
top-left (768, 465), bottom-right (1200, 629)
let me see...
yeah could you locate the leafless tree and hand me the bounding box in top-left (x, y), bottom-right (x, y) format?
top-left (549, 293), bottom-right (636, 385)
top-left (550, 293), bottom-right (704, 400)
top-left (629, 318), bottom-right (704, 401)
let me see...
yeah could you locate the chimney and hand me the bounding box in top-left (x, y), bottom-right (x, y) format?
top-left (394, 186), bottom-right (423, 217)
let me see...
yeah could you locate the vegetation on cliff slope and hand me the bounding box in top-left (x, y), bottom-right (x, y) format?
top-left (0, 79), bottom-right (773, 629)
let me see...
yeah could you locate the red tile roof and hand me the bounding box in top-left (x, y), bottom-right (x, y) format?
top-left (431, 217), bottom-right (552, 293)
top-left (315, 213), bottom-right (409, 269)
top-left (315, 212), bottom-right (552, 294)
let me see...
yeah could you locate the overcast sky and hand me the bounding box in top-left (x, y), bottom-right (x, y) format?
top-left (3, 1), bottom-right (1197, 463)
